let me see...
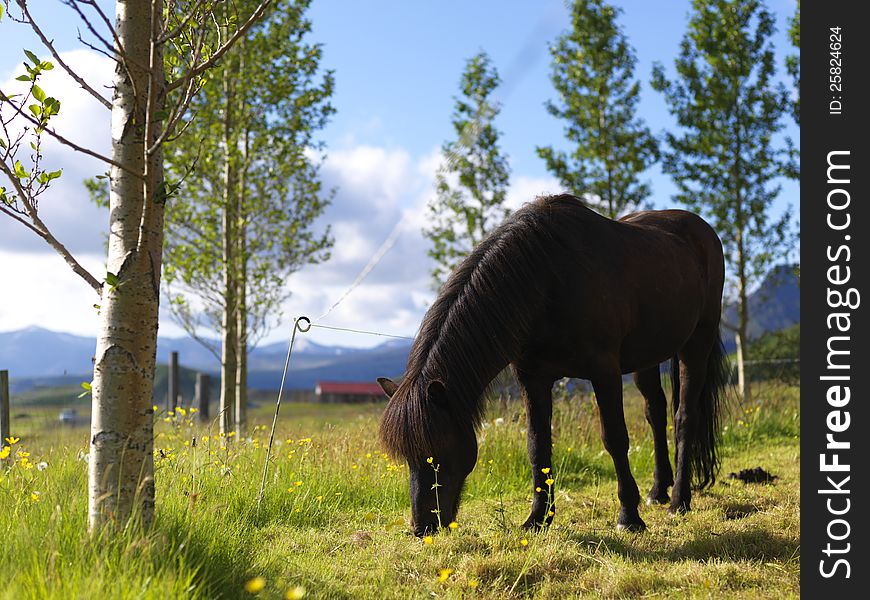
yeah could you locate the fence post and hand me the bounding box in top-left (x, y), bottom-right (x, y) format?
top-left (0, 370), bottom-right (9, 447)
top-left (167, 351), bottom-right (179, 412)
top-left (195, 373), bottom-right (210, 422)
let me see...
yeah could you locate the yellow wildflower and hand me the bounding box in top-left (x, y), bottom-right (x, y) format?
top-left (244, 576), bottom-right (266, 593)
top-left (438, 568), bottom-right (453, 582)
top-left (31, 491), bottom-right (40, 503)
top-left (545, 478), bottom-right (554, 486)
top-left (285, 586), bottom-right (306, 600)
top-left (520, 538), bottom-right (529, 547)
top-left (448, 521), bottom-right (459, 530)
top-left (468, 579), bottom-right (479, 588)
top-left (294, 481), bottom-right (303, 487)
top-left (6, 436), bottom-right (20, 445)
top-left (0, 446), bottom-right (10, 460)
top-left (423, 535), bottom-right (433, 545)
top-left (541, 467), bottom-right (550, 474)
top-left (426, 457), bottom-right (434, 464)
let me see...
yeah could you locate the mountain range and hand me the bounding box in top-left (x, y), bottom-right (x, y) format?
top-left (1, 264), bottom-right (798, 394)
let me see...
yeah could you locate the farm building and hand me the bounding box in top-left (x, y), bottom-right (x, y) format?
top-left (314, 381), bottom-right (385, 404)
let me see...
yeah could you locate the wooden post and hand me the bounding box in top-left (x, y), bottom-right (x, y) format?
top-left (195, 373), bottom-right (210, 422)
top-left (167, 351), bottom-right (179, 412)
top-left (0, 370), bottom-right (9, 447)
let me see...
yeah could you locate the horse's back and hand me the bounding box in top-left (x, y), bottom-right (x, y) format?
top-left (619, 208), bottom-right (725, 324)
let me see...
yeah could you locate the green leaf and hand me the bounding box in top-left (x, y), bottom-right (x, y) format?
top-left (41, 61), bottom-right (54, 71)
top-left (0, 138), bottom-right (6, 149)
top-left (77, 381), bottom-right (93, 398)
top-left (23, 49), bottom-right (39, 65)
top-left (105, 272), bottom-right (120, 288)
top-left (28, 104), bottom-right (41, 117)
top-left (15, 74), bottom-right (32, 82)
top-left (32, 85), bottom-right (45, 102)
top-left (13, 160), bottom-right (29, 179)
top-left (47, 169), bottom-right (62, 181)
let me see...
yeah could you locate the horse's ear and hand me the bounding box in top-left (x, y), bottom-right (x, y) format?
top-left (377, 377), bottom-right (399, 398)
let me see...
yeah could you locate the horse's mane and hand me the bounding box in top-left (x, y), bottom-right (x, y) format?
top-left (379, 194), bottom-right (592, 461)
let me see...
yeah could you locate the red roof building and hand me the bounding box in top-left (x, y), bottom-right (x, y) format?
top-left (315, 381), bottom-right (386, 403)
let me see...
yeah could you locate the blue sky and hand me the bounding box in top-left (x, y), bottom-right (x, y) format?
top-left (0, 0), bottom-right (799, 348)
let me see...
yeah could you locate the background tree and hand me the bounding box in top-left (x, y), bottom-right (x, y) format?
top-left (0, 0), bottom-right (271, 532)
top-left (651, 0), bottom-right (794, 404)
top-left (537, 0), bottom-right (657, 218)
top-left (424, 51), bottom-right (510, 289)
top-left (163, 0), bottom-right (334, 436)
top-left (786, 0), bottom-right (799, 126)
top-left (783, 0), bottom-right (800, 181)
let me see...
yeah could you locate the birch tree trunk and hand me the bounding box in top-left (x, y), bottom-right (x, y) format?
top-left (235, 256), bottom-right (248, 437)
top-left (219, 56), bottom-right (238, 436)
top-left (88, 0), bottom-right (165, 532)
top-left (735, 231), bottom-right (751, 405)
top-left (235, 127), bottom-right (248, 437)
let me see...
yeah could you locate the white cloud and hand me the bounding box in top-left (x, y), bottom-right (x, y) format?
top-left (0, 250), bottom-right (104, 334)
top-left (506, 175), bottom-right (563, 211)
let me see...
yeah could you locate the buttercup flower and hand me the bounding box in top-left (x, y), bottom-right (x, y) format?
top-left (244, 577), bottom-right (266, 593)
top-left (438, 568), bottom-right (453, 582)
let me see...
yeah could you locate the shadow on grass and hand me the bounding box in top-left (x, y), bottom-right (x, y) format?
top-left (671, 528), bottom-right (798, 562)
top-left (565, 528), bottom-right (798, 564)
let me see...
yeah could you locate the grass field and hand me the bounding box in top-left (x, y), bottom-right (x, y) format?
top-left (0, 382), bottom-right (799, 599)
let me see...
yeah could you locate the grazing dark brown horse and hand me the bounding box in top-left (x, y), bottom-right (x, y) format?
top-left (378, 194), bottom-right (729, 536)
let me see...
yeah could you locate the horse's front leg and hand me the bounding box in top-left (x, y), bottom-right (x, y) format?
top-left (515, 370), bottom-right (556, 530)
top-left (592, 371), bottom-right (646, 532)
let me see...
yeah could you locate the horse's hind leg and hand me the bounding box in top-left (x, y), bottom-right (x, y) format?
top-left (515, 370), bottom-right (556, 530)
top-left (671, 328), bottom-right (716, 515)
top-left (592, 371), bottom-right (645, 532)
top-left (634, 366), bottom-right (673, 505)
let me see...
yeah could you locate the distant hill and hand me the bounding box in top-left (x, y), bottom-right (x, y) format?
top-left (722, 264), bottom-right (799, 350)
top-left (0, 326), bottom-right (411, 395)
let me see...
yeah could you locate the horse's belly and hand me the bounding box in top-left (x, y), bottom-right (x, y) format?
top-left (618, 305), bottom-right (701, 372)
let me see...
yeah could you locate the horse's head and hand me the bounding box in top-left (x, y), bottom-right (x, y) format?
top-left (377, 376), bottom-right (477, 537)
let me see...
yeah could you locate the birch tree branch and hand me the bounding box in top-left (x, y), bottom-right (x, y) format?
top-left (165, 0), bottom-right (272, 93)
top-left (16, 1), bottom-right (112, 109)
top-left (0, 90), bottom-right (144, 180)
top-left (0, 159), bottom-right (103, 294)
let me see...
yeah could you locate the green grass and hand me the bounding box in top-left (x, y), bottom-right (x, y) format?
top-left (0, 382), bottom-right (799, 599)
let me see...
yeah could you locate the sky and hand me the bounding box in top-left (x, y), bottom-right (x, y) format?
top-left (0, 0), bottom-right (800, 349)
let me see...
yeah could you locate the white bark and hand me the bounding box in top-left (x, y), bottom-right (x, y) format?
top-left (219, 54), bottom-right (238, 436)
top-left (88, 0), bottom-right (165, 532)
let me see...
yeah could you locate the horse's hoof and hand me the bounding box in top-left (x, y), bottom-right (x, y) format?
top-left (616, 519), bottom-right (646, 533)
top-left (521, 515), bottom-right (552, 531)
top-left (668, 504), bottom-right (690, 517)
top-left (646, 493), bottom-right (670, 506)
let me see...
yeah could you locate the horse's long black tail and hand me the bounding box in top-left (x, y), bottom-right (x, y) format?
top-left (670, 336), bottom-right (730, 490)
